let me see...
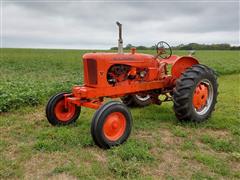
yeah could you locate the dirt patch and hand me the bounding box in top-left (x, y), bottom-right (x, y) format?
top-left (86, 148), bottom-right (107, 163)
top-left (151, 150), bottom-right (188, 178)
top-left (160, 129), bottom-right (184, 147)
top-left (194, 141), bottom-right (229, 158)
top-left (134, 131), bottom-right (156, 144)
top-left (230, 160), bottom-right (240, 174)
top-left (146, 150), bottom-right (215, 179)
top-left (135, 131), bottom-right (154, 139)
top-left (135, 128), bottom-right (184, 147)
top-left (195, 128), bottom-right (230, 139)
top-left (48, 173), bottom-right (77, 180)
top-left (195, 128), bottom-right (232, 157)
top-left (23, 152), bottom-right (71, 179)
top-left (24, 107), bottom-right (45, 122)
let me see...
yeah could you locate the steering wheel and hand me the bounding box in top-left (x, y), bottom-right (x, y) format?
top-left (155, 41), bottom-right (172, 59)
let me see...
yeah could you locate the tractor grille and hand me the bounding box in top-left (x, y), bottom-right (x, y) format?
top-left (86, 59), bottom-right (97, 85)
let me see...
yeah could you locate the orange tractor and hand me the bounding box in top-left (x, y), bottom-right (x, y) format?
top-left (46, 22), bottom-right (218, 149)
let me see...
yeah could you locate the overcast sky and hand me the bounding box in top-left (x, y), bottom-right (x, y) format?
top-left (2, 0), bottom-right (240, 49)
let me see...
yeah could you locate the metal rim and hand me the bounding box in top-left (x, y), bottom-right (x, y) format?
top-left (192, 79), bottom-right (214, 115)
top-left (103, 112), bottom-right (126, 141)
top-left (54, 99), bottom-right (76, 121)
top-left (135, 94), bottom-right (150, 101)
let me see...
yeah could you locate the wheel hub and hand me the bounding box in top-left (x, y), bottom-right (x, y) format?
top-left (54, 100), bottom-right (76, 121)
top-left (192, 79), bottom-right (214, 115)
top-left (112, 121), bottom-right (119, 129)
top-left (193, 83), bottom-right (208, 110)
top-left (103, 112), bottom-right (126, 141)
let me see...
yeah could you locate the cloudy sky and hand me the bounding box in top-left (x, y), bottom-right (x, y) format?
top-left (2, 0), bottom-right (240, 49)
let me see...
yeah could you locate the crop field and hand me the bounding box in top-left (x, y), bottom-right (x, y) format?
top-left (0, 49), bottom-right (240, 179)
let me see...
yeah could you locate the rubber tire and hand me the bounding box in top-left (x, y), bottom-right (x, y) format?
top-left (121, 94), bottom-right (152, 107)
top-left (91, 101), bottom-right (132, 149)
top-left (173, 64), bottom-right (218, 122)
top-left (46, 92), bottom-right (81, 126)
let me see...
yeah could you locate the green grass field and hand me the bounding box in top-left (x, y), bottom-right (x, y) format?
top-left (0, 49), bottom-right (240, 179)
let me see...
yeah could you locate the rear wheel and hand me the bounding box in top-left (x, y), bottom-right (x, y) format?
top-left (91, 101), bottom-right (132, 149)
top-left (46, 92), bottom-right (81, 125)
top-left (173, 64), bottom-right (218, 122)
top-left (121, 94), bottom-right (152, 107)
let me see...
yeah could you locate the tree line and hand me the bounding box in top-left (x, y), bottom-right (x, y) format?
top-left (110, 43), bottom-right (240, 50)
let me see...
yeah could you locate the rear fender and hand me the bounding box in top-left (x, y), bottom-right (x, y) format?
top-left (171, 56), bottom-right (199, 79)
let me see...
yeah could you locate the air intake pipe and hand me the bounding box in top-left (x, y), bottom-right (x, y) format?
top-left (116, 21), bottom-right (123, 54)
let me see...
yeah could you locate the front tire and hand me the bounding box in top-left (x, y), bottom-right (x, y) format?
top-left (91, 101), bottom-right (132, 149)
top-left (173, 64), bottom-right (218, 122)
top-left (46, 92), bottom-right (81, 125)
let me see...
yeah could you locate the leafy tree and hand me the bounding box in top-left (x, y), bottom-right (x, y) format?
top-left (110, 43), bottom-right (239, 50)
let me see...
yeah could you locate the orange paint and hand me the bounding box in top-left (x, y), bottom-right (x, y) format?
top-left (193, 83), bottom-right (209, 110)
top-left (103, 112), bottom-right (126, 141)
top-left (54, 99), bottom-right (76, 121)
top-left (64, 51), bottom-right (199, 109)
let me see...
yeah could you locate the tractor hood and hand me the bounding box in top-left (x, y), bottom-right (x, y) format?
top-left (82, 52), bottom-right (155, 62)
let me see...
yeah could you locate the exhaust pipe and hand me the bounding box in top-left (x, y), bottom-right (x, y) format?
top-left (116, 21), bottom-right (123, 54)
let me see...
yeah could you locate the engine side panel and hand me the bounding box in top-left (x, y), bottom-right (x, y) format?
top-left (83, 52), bottom-right (159, 87)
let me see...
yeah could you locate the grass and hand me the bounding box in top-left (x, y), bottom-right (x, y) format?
top-left (193, 153), bottom-right (230, 176)
top-left (200, 134), bottom-right (239, 153)
top-left (0, 48), bottom-right (239, 179)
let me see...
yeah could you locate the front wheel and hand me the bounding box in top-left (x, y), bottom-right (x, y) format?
top-left (91, 101), bottom-right (132, 149)
top-left (173, 64), bottom-right (218, 122)
top-left (46, 92), bottom-right (81, 125)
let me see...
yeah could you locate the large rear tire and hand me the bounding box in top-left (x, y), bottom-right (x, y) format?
top-left (46, 92), bottom-right (81, 125)
top-left (173, 64), bottom-right (218, 122)
top-left (91, 101), bottom-right (132, 149)
top-left (121, 94), bottom-right (152, 107)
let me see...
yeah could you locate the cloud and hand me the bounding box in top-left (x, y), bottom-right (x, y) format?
top-left (2, 1), bottom-right (239, 49)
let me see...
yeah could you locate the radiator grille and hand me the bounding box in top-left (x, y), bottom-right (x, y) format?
top-left (86, 59), bottom-right (97, 85)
